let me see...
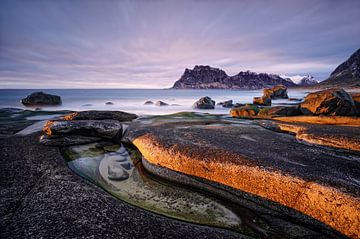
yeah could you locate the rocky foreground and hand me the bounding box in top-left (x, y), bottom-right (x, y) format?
top-left (1, 92), bottom-right (360, 238)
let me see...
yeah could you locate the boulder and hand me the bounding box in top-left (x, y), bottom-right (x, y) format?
top-left (155, 101), bottom-right (169, 106)
top-left (43, 120), bottom-right (122, 141)
top-left (105, 102), bottom-right (114, 105)
top-left (193, 96), bottom-right (215, 109)
top-left (253, 96), bottom-right (271, 106)
top-left (258, 106), bottom-right (301, 117)
top-left (230, 106), bottom-right (259, 117)
top-left (62, 110), bottom-right (137, 122)
top-left (217, 100), bottom-right (233, 108)
top-left (144, 101), bottom-right (154, 105)
top-left (299, 89), bottom-right (357, 116)
top-left (40, 134), bottom-right (101, 146)
top-left (21, 92), bottom-right (61, 106)
top-left (263, 85), bottom-right (288, 99)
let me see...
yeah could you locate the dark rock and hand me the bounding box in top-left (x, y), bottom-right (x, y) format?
top-left (43, 120), bottom-right (122, 140)
top-left (299, 89), bottom-right (357, 116)
top-left (232, 103), bottom-right (245, 108)
top-left (253, 96), bottom-right (271, 106)
top-left (40, 134), bottom-right (101, 146)
top-left (217, 100), bottom-right (233, 108)
top-left (288, 98), bottom-right (303, 102)
top-left (144, 101), bottom-right (154, 105)
top-left (230, 105), bottom-right (259, 117)
top-left (82, 104), bottom-right (93, 107)
top-left (258, 106), bottom-right (301, 117)
top-left (172, 65), bottom-right (296, 89)
top-left (263, 85), bottom-right (288, 99)
top-left (105, 102), bottom-right (114, 105)
top-left (63, 110), bottom-right (137, 122)
top-left (351, 93), bottom-right (360, 116)
top-left (155, 101), bottom-right (169, 106)
top-left (21, 92), bottom-right (61, 106)
top-left (193, 96), bottom-right (215, 109)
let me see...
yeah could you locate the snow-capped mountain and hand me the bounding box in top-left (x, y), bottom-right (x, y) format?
top-left (280, 74), bottom-right (318, 86)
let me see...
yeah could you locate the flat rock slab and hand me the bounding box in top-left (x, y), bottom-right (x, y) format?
top-left (62, 110), bottom-right (137, 122)
top-left (0, 133), bottom-right (243, 239)
top-left (126, 115), bottom-right (360, 238)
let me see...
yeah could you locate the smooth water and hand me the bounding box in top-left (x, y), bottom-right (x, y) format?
top-left (0, 89), bottom-right (308, 115)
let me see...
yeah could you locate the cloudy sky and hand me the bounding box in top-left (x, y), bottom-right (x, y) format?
top-left (1, 0), bottom-right (359, 89)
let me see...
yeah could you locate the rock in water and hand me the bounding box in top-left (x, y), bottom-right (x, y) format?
top-left (193, 96), bottom-right (215, 109)
top-left (217, 100), bottom-right (233, 108)
top-left (299, 89), bottom-right (357, 116)
top-left (263, 85), bottom-right (288, 99)
top-left (253, 96), bottom-right (271, 106)
top-left (21, 92), bottom-right (61, 106)
top-left (258, 106), bottom-right (301, 117)
top-left (105, 102), bottom-right (114, 105)
top-left (155, 101), bottom-right (169, 106)
top-left (230, 105), bottom-right (259, 117)
top-left (43, 120), bottom-right (122, 140)
top-left (107, 164), bottom-right (129, 181)
top-left (63, 110), bottom-right (137, 122)
top-left (144, 101), bottom-right (154, 105)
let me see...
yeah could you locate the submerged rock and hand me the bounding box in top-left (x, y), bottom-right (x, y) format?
top-left (155, 101), bottom-right (169, 106)
top-left (193, 96), bottom-right (215, 109)
top-left (107, 164), bottom-right (129, 180)
top-left (217, 100), bottom-right (233, 108)
top-left (63, 110), bottom-right (137, 122)
top-left (144, 101), bottom-right (154, 105)
top-left (21, 92), bottom-right (62, 106)
top-left (105, 102), bottom-right (114, 105)
top-left (43, 120), bottom-right (122, 140)
top-left (263, 85), bottom-right (288, 99)
top-left (299, 89), bottom-right (357, 116)
top-left (253, 96), bottom-right (271, 106)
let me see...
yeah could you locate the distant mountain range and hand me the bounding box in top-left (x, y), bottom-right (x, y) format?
top-left (172, 65), bottom-right (311, 89)
top-left (172, 48), bottom-right (360, 89)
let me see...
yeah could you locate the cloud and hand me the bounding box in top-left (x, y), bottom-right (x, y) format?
top-left (0, 0), bottom-right (359, 88)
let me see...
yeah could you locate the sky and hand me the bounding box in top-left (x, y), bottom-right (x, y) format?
top-left (0, 0), bottom-right (360, 89)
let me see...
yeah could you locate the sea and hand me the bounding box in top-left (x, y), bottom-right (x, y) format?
top-left (0, 89), bottom-right (309, 116)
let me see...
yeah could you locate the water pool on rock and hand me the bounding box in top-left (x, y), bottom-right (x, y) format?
top-left (61, 141), bottom-right (271, 237)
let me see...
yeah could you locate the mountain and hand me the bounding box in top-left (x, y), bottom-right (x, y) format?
top-left (318, 48), bottom-right (360, 88)
top-left (280, 74), bottom-right (318, 86)
top-left (172, 65), bottom-right (296, 89)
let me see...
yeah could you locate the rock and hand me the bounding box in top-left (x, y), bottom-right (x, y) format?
top-left (172, 65), bottom-right (296, 89)
top-left (21, 92), bottom-right (62, 106)
top-left (258, 106), bottom-right (301, 117)
top-left (351, 93), bottom-right (360, 116)
top-left (82, 104), bottom-right (93, 107)
top-left (155, 101), bottom-right (169, 106)
top-left (193, 96), bottom-right (215, 109)
top-left (144, 101), bottom-right (154, 105)
top-left (299, 89), bottom-right (357, 116)
top-left (230, 105), bottom-right (259, 117)
top-left (217, 100), bottom-right (233, 108)
top-left (105, 102), bottom-right (114, 105)
top-left (263, 85), bottom-right (288, 99)
top-left (232, 103), bottom-right (245, 108)
top-left (43, 120), bottom-right (122, 141)
top-left (63, 110), bottom-right (137, 122)
top-left (253, 96), bottom-right (271, 106)
top-left (288, 98), bottom-right (303, 102)
top-left (107, 164), bottom-right (129, 181)
top-left (40, 134), bottom-right (101, 146)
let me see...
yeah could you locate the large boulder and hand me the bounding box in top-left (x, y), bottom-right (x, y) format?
top-left (193, 96), bottom-right (215, 109)
top-left (63, 110), bottom-right (137, 122)
top-left (43, 120), bottom-right (123, 141)
top-left (258, 106), bottom-right (301, 117)
top-left (253, 96), bottom-right (271, 106)
top-left (263, 85), bottom-right (288, 99)
top-left (217, 100), bottom-right (233, 108)
top-left (21, 92), bottom-right (61, 106)
top-left (299, 89), bottom-right (357, 116)
top-left (155, 101), bottom-right (169, 106)
top-left (40, 134), bottom-right (101, 146)
top-left (230, 105), bottom-right (259, 117)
